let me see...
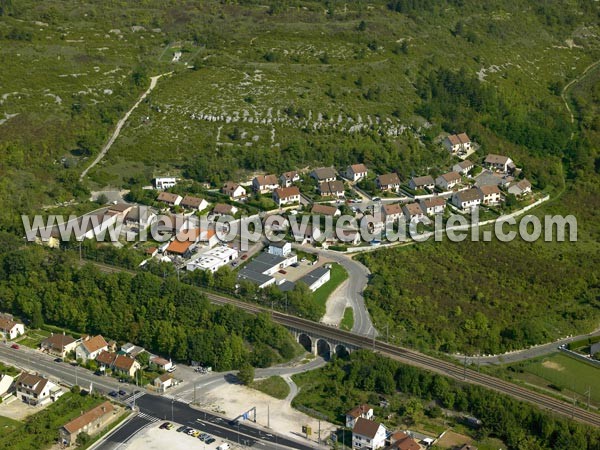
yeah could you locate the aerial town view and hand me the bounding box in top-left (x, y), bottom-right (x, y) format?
top-left (0, 1), bottom-right (599, 449)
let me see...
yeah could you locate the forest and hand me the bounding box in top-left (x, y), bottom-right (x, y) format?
top-left (292, 350), bottom-right (600, 450)
top-left (0, 246), bottom-right (301, 370)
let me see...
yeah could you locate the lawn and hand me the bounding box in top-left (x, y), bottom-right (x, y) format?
top-left (340, 308), bottom-right (354, 331)
top-left (507, 353), bottom-right (600, 406)
top-left (312, 263), bottom-right (349, 312)
top-left (0, 391), bottom-right (106, 450)
top-left (16, 329), bottom-right (51, 349)
top-left (0, 416), bottom-right (21, 435)
top-left (251, 376), bottom-right (290, 400)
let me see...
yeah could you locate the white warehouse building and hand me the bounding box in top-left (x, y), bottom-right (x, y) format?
top-left (187, 246), bottom-right (238, 273)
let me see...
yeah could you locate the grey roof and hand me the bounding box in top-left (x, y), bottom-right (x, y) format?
top-left (311, 167), bottom-right (337, 180)
top-left (298, 266), bottom-right (330, 287)
top-left (237, 267), bottom-right (273, 286)
top-left (247, 252), bottom-right (288, 272)
top-left (269, 241), bottom-right (289, 248)
top-left (278, 281), bottom-right (296, 292)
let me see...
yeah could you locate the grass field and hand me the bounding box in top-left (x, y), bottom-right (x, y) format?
top-left (16, 329), bottom-right (51, 349)
top-left (340, 307), bottom-right (354, 331)
top-left (312, 263), bottom-right (349, 312)
top-left (0, 416), bottom-right (21, 434)
top-left (507, 353), bottom-right (600, 406)
top-left (251, 376), bottom-right (290, 400)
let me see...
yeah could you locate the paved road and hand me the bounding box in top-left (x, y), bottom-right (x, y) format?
top-left (293, 244), bottom-right (377, 337)
top-left (80, 72), bottom-right (172, 180)
top-left (458, 328), bottom-right (600, 366)
top-left (0, 344), bottom-right (322, 450)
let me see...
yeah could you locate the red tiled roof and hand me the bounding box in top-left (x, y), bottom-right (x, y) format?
top-left (63, 401), bottom-right (114, 434)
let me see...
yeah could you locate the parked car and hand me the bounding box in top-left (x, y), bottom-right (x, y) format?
top-left (10, 344), bottom-right (19, 349)
top-left (205, 437), bottom-right (216, 444)
top-left (176, 426), bottom-right (187, 433)
top-left (278, 269), bottom-right (287, 274)
top-left (54, 357), bottom-right (63, 363)
top-left (160, 422), bottom-right (171, 430)
top-left (108, 391), bottom-right (118, 397)
top-left (118, 390), bottom-right (127, 396)
top-left (241, 254), bottom-right (248, 260)
top-left (167, 365), bottom-right (177, 373)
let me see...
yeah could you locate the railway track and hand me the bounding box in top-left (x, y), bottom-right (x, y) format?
top-left (204, 292), bottom-right (600, 427)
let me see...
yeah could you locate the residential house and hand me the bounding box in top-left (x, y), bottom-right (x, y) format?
top-left (16, 372), bottom-right (63, 406)
top-left (153, 177), bottom-right (177, 190)
top-left (124, 206), bottom-right (157, 229)
top-left (280, 171), bottom-right (300, 187)
top-left (113, 355), bottom-right (141, 378)
top-left (338, 229), bottom-right (361, 246)
top-left (40, 334), bottom-right (78, 358)
top-left (311, 204), bottom-right (340, 217)
top-left (150, 356), bottom-right (173, 372)
top-left (75, 335), bottom-right (108, 362)
top-left (156, 191), bottom-right (183, 207)
top-left (0, 316), bottom-right (24, 340)
top-left (478, 185), bottom-right (502, 205)
top-left (443, 133), bottom-right (471, 153)
top-left (106, 203), bottom-right (134, 218)
top-left (435, 171), bottom-right (461, 190)
top-left (376, 173), bottom-right (401, 192)
top-left (59, 401), bottom-right (115, 447)
top-left (452, 189), bottom-right (483, 211)
top-left (222, 182), bottom-right (247, 200)
top-left (352, 418), bottom-right (387, 450)
top-left (382, 203), bottom-right (402, 223)
top-left (164, 239), bottom-right (195, 258)
top-left (212, 203), bottom-right (238, 217)
top-left (402, 203), bottom-right (425, 223)
top-left (408, 176), bottom-right (435, 191)
top-left (346, 404), bottom-right (374, 428)
top-left (319, 180), bottom-right (345, 198)
top-left (453, 160), bottom-right (474, 175)
top-left (186, 246), bottom-right (238, 273)
top-left (508, 179), bottom-right (532, 196)
top-left (273, 186), bottom-right (301, 206)
top-left (121, 342), bottom-right (145, 358)
top-left (297, 267), bottom-right (331, 292)
top-left (345, 164), bottom-right (368, 182)
top-left (252, 175), bottom-right (280, 193)
top-left (310, 167), bottom-right (337, 183)
top-left (0, 374), bottom-right (14, 399)
top-left (419, 197), bottom-right (446, 215)
top-left (268, 241), bottom-right (292, 257)
top-left (180, 195), bottom-right (209, 212)
top-left (387, 431), bottom-right (422, 450)
top-left (154, 373), bottom-right (176, 393)
top-left (292, 224), bottom-right (322, 245)
top-left (484, 154), bottom-right (514, 173)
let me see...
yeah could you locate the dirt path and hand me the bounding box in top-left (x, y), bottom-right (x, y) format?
top-left (561, 59), bottom-right (600, 138)
top-left (79, 71), bottom-right (173, 180)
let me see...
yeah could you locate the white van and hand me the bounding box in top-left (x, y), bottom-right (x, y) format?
top-left (217, 444), bottom-right (230, 450)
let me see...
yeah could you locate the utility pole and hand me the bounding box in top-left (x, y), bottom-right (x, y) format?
top-left (267, 404), bottom-right (270, 428)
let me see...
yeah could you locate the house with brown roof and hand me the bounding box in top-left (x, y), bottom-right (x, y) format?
top-left (508, 178), bottom-right (532, 196)
top-left (154, 373), bottom-right (176, 393)
top-left (164, 239), bottom-right (195, 257)
top-left (0, 316), bottom-right (24, 340)
top-left (453, 160), bottom-right (474, 175)
top-left (478, 185), bottom-right (502, 205)
top-left (345, 404), bottom-right (374, 428)
top-left (352, 418), bottom-right (387, 450)
top-left (311, 204), bottom-right (340, 217)
top-left (402, 203), bottom-right (425, 223)
top-left (212, 203), bottom-right (238, 216)
top-left (408, 176), bottom-right (435, 191)
top-left (273, 186), bottom-right (301, 206)
top-left (156, 191), bottom-right (183, 206)
top-left (150, 355), bottom-right (173, 372)
top-left (75, 335), bottom-right (108, 362)
top-left (345, 164), bottom-right (368, 182)
top-left (319, 180), bottom-right (345, 198)
top-left (444, 133), bottom-right (471, 153)
top-left (16, 372), bottom-right (63, 406)
top-left (452, 188), bottom-right (483, 211)
top-left (59, 401), bottom-right (115, 447)
top-left (40, 334), bottom-right (78, 358)
top-left (252, 175), bottom-right (280, 193)
top-left (95, 352), bottom-right (140, 377)
top-left (180, 195), bottom-right (208, 212)
top-left (280, 171), bottom-right (300, 187)
top-left (376, 173), bottom-right (401, 192)
top-left (222, 182), bottom-right (247, 200)
top-left (382, 203), bottom-right (403, 223)
top-left (419, 197), bottom-right (446, 215)
top-left (435, 171), bottom-right (461, 190)
top-left (484, 154), bottom-right (514, 173)
top-left (386, 431), bottom-right (423, 450)
top-left (106, 203), bottom-right (134, 218)
top-left (310, 167), bottom-right (337, 183)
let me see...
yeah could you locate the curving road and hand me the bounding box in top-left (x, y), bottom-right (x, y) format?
top-left (79, 71), bottom-right (172, 180)
top-left (292, 244), bottom-right (377, 337)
